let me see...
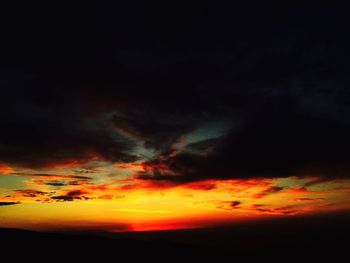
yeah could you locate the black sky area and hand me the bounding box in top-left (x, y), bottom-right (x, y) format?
top-left (1, 1), bottom-right (350, 183)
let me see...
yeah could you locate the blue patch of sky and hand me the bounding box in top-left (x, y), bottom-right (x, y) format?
top-left (185, 121), bottom-right (231, 145)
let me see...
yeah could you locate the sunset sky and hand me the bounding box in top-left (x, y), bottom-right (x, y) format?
top-left (1, 2), bottom-right (350, 232)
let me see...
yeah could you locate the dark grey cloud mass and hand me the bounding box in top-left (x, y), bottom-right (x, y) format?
top-left (51, 190), bottom-right (90, 202)
top-left (0, 201), bottom-right (20, 206)
top-left (1, 2), bottom-right (350, 182)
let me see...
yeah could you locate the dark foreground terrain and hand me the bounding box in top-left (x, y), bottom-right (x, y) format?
top-left (1, 213), bottom-right (349, 260)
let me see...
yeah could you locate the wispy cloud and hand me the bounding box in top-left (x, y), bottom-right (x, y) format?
top-left (0, 201), bottom-right (20, 206)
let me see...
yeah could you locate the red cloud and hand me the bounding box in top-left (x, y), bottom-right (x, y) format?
top-left (254, 186), bottom-right (285, 199)
top-left (0, 163), bottom-right (13, 174)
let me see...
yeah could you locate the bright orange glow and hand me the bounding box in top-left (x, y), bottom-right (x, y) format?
top-left (0, 163), bottom-right (13, 174)
top-left (1, 160), bottom-right (350, 232)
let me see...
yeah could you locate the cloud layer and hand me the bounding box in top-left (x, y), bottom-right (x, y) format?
top-left (1, 2), bottom-right (350, 185)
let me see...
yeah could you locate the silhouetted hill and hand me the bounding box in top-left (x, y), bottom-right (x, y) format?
top-left (1, 227), bottom-right (227, 260)
top-left (2, 213), bottom-right (349, 260)
top-left (112, 212), bottom-right (350, 250)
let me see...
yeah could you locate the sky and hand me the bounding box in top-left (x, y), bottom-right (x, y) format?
top-left (1, 2), bottom-right (350, 232)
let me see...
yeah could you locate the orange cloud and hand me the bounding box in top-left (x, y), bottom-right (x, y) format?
top-left (2, 173), bottom-right (350, 232)
top-left (253, 186), bottom-right (285, 199)
top-left (10, 173), bottom-right (92, 180)
top-left (0, 163), bottom-right (13, 174)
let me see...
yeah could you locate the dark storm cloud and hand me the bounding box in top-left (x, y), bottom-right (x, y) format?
top-left (12, 173), bottom-right (92, 180)
top-left (51, 190), bottom-right (90, 202)
top-left (15, 189), bottom-right (49, 198)
top-left (0, 201), bottom-right (20, 206)
top-left (1, 2), bottom-right (350, 182)
top-left (51, 196), bottom-right (75, 202)
top-left (139, 97), bottom-right (350, 182)
top-left (0, 75), bottom-right (138, 168)
top-left (44, 181), bottom-right (66, 186)
top-left (217, 200), bottom-right (242, 210)
top-left (51, 195), bottom-right (90, 201)
top-left (230, 201), bottom-right (241, 208)
top-left (66, 190), bottom-right (86, 197)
